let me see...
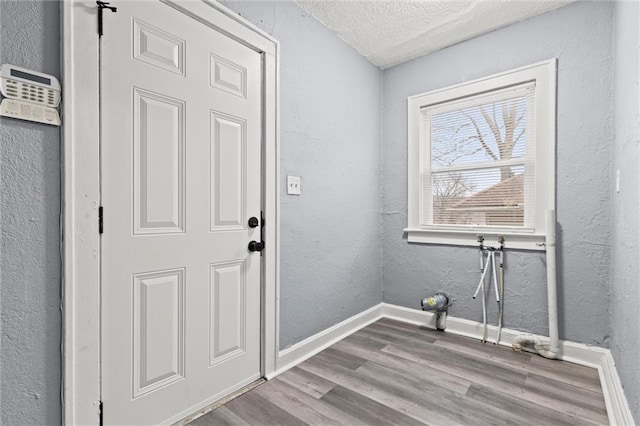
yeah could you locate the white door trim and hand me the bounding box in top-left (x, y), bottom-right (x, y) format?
top-left (61, 2), bottom-right (280, 424)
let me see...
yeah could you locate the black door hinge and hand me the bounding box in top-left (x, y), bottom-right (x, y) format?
top-left (97, 1), bottom-right (117, 37)
top-left (99, 400), bottom-right (104, 425)
top-left (98, 206), bottom-right (104, 234)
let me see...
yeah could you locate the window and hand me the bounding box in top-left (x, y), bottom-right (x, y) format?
top-left (406, 60), bottom-right (556, 250)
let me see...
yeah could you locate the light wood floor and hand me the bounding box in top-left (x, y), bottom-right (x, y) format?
top-left (190, 318), bottom-right (608, 425)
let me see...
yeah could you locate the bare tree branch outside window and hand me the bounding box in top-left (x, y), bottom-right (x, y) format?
top-left (429, 96), bottom-right (527, 226)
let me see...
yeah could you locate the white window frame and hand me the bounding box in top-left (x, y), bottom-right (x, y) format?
top-left (406, 59), bottom-right (557, 250)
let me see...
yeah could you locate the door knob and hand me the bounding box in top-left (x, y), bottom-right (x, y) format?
top-left (248, 241), bottom-right (264, 252)
top-left (248, 217), bottom-right (259, 228)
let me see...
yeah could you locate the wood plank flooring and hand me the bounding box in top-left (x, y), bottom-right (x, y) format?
top-left (189, 318), bottom-right (608, 425)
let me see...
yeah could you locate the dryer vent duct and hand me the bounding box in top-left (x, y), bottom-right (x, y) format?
top-left (421, 291), bottom-right (453, 331)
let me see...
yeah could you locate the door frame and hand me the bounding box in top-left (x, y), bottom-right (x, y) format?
top-left (61, 1), bottom-right (280, 424)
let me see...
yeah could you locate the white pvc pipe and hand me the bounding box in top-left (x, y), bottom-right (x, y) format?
top-left (497, 249), bottom-right (504, 344)
top-left (479, 247), bottom-right (488, 342)
top-left (545, 209), bottom-right (559, 358)
top-left (513, 209), bottom-right (559, 359)
top-left (491, 251), bottom-right (499, 302)
top-left (473, 251), bottom-right (491, 299)
top-left (511, 210), bottom-right (558, 359)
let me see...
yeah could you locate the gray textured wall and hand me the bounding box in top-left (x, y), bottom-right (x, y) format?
top-left (220, 0), bottom-right (384, 349)
top-left (0, 1), bottom-right (62, 425)
top-left (382, 1), bottom-right (614, 346)
top-left (611, 0), bottom-right (640, 422)
top-left (1, 0), bottom-right (637, 423)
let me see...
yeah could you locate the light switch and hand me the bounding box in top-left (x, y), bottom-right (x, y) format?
top-left (287, 176), bottom-right (301, 195)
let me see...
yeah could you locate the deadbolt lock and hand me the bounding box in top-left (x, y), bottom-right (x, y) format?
top-left (248, 241), bottom-right (264, 252)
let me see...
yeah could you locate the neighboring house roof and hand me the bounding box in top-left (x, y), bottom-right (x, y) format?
top-left (448, 174), bottom-right (523, 210)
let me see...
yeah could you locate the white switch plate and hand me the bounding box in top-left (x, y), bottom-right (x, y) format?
top-left (616, 170), bottom-right (620, 193)
top-left (287, 176), bottom-right (301, 195)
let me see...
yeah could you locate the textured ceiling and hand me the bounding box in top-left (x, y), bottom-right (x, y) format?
top-left (294, 0), bottom-right (574, 69)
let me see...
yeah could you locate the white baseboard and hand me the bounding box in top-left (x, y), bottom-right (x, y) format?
top-left (269, 304), bottom-right (383, 379)
top-left (599, 351), bottom-right (635, 426)
top-left (381, 303), bottom-right (607, 368)
top-left (271, 302), bottom-right (634, 425)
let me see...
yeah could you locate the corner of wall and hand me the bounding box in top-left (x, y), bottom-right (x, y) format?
top-left (610, 0), bottom-right (640, 423)
top-left (378, 69), bottom-right (385, 303)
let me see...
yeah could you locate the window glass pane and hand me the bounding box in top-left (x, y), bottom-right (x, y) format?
top-left (430, 96), bottom-right (527, 168)
top-left (432, 166), bottom-right (526, 227)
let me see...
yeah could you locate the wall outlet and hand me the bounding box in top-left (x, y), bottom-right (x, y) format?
top-left (287, 176), bottom-right (301, 195)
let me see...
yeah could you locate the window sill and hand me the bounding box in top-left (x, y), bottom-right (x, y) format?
top-left (404, 228), bottom-right (546, 251)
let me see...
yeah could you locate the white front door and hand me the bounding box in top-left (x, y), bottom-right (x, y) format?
top-left (100, 1), bottom-right (263, 424)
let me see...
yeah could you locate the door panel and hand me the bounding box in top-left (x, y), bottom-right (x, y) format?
top-left (133, 268), bottom-right (185, 398)
top-left (133, 88), bottom-right (185, 234)
top-left (210, 112), bottom-right (246, 230)
top-left (210, 53), bottom-right (247, 98)
top-left (101, 1), bottom-right (262, 424)
top-left (133, 18), bottom-right (186, 76)
top-left (209, 261), bottom-right (246, 365)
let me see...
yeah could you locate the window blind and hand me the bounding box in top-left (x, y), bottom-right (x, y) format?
top-left (421, 82), bottom-right (536, 230)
